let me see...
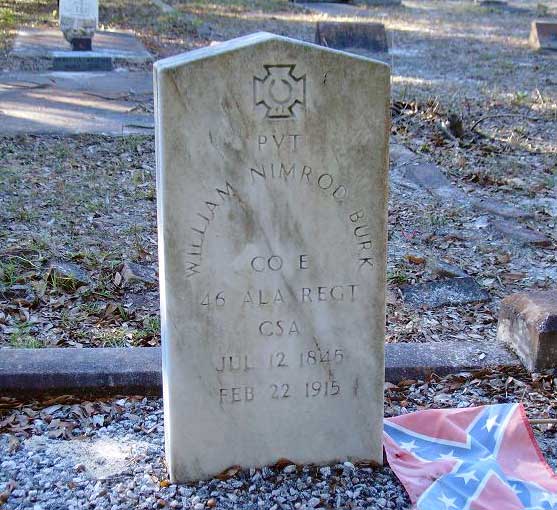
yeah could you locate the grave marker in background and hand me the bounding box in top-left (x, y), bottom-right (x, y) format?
top-left (498, 291), bottom-right (557, 371)
top-left (155, 32), bottom-right (390, 482)
top-left (315, 22), bottom-right (389, 53)
top-left (529, 20), bottom-right (557, 51)
top-left (59, 0), bottom-right (99, 51)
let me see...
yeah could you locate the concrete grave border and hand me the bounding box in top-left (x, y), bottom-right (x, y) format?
top-left (0, 342), bottom-right (518, 397)
top-left (11, 28), bottom-right (153, 63)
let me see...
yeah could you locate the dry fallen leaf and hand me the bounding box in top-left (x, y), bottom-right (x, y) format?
top-left (273, 458), bottom-right (295, 470)
top-left (406, 254), bottom-right (426, 265)
top-left (7, 435), bottom-right (20, 453)
top-left (217, 465), bottom-right (241, 480)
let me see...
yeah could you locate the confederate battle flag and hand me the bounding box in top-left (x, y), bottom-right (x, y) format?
top-left (384, 403), bottom-right (557, 510)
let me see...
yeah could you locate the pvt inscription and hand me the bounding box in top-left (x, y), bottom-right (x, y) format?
top-left (155, 32), bottom-right (390, 482)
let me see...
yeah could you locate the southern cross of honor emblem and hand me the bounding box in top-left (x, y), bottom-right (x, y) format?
top-left (253, 64), bottom-right (306, 119)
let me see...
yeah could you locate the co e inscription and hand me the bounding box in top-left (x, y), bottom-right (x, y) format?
top-left (199, 253), bottom-right (361, 310)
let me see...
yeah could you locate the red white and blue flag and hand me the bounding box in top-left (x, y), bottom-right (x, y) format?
top-left (384, 403), bottom-right (557, 510)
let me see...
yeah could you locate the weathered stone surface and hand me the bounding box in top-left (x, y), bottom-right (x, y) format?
top-left (470, 196), bottom-right (533, 219)
top-left (389, 143), bottom-right (417, 167)
top-left (315, 22), bottom-right (388, 53)
top-left (400, 161), bottom-right (449, 189)
top-left (52, 52), bottom-right (112, 71)
top-left (59, 0), bottom-right (98, 44)
top-left (155, 32), bottom-right (389, 482)
top-left (476, 1), bottom-right (527, 12)
top-left (122, 261), bottom-right (157, 285)
top-left (399, 161), bottom-right (465, 202)
top-left (401, 277), bottom-right (489, 308)
top-left (498, 291), bottom-right (557, 371)
top-left (491, 219), bottom-right (552, 247)
top-left (47, 261), bottom-right (90, 289)
top-left (529, 21), bottom-right (557, 51)
top-left (386, 340), bottom-right (519, 382)
top-left (426, 257), bottom-right (468, 278)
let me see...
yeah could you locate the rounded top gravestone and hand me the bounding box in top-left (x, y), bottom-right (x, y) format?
top-left (154, 32), bottom-right (390, 483)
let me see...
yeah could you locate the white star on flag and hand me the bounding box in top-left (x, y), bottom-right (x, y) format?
top-left (456, 470), bottom-right (479, 485)
top-left (400, 440), bottom-right (418, 452)
top-left (438, 492), bottom-right (457, 510)
top-left (438, 450), bottom-right (459, 462)
top-left (484, 416), bottom-right (499, 432)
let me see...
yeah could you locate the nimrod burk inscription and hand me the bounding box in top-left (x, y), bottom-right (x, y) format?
top-left (155, 32), bottom-right (389, 482)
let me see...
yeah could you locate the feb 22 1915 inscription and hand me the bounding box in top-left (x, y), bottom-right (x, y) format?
top-left (155, 32), bottom-right (390, 482)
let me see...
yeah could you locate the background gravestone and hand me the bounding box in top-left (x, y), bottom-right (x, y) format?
top-left (155, 32), bottom-right (390, 482)
top-left (315, 22), bottom-right (389, 53)
top-left (59, 0), bottom-right (99, 50)
top-left (529, 21), bottom-right (557, 51)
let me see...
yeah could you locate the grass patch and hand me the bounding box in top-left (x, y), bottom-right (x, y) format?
top-left (0, 7), bottom-right (16, 28)
top-left (0, 0), bottom-right (57, 54)
top-left (95, 327), bottom-right (131, 348)
top-left (387, 269), bottom-right (410, 285)
top-left (9, 322), bottom-right (42, 348)
top-left (0, 261), bottom-right (19, 286)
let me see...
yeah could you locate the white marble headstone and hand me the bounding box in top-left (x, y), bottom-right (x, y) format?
top-left (59, 0), bottom-right (98, 42)
top-left (155, 32), bottom-right (390, 483)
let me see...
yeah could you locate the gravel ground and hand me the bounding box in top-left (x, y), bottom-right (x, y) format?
top-left (2, 367), bottom-right (557, 510)
top-left (0, 397), bottom-right (410, 510)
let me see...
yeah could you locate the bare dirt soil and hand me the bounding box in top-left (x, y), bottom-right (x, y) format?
top-left (0, 0), bottom-right (556, 348)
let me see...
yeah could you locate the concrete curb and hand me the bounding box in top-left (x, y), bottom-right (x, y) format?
top-left (0, 342), bottom-right (519, 397)
top-left (385, 340), bottom-right (519, 382)
top-left (0, 347), bottom-right (161, 397)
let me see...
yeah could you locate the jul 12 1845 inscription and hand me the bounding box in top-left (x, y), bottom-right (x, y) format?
top-left (155, 32), bottom-right (390, 482)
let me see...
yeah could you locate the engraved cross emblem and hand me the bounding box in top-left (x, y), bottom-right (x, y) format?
top-left (253, 65), bottom-right (306, 119)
